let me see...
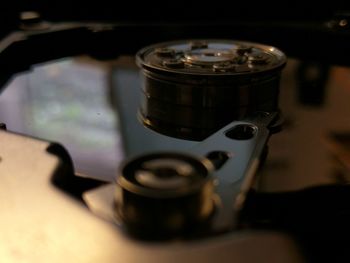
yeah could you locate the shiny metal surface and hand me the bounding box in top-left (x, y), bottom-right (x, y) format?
top-left (2, 46), bottom-right (350, 262)
top-left (137, 40), bottom-right (286, 75)
top-left (190, 112), bottom-right (278, 230)
top-left (137, 40), bottom-right (286, 140)
top-left (115, 152), bottom-right (215, 238)
top-left (0, 130), bottom-right (303, 262)
top-left (85, 112), bottom-right (277, 236)
top-left (1, 15), bottom-right (350, 261)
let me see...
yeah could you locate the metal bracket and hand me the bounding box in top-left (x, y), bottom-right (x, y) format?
top-left (83, 111), bottom-right (277, 235)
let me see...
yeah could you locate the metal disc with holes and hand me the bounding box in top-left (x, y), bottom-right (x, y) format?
top-left (136, 39), bottom-right (286, 140)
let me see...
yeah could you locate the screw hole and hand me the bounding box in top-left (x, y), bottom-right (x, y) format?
top-left (206, 151), bottom-right (231, 170)
top-left (225, 124), bottom-right (256, 140)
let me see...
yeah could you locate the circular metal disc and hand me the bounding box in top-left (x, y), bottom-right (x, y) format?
top-left (137, 39), bottom-right (286, 75)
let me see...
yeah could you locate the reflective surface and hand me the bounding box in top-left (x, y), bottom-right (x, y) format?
top-left (1, 55), bottom-right (350, 192)
top-left (0, 58), bottom-right (123, 181)
top-left (2, 49), bottom-right (350, 263)
top-left (116, 56), bottom-right (350, 192)
top-left (136, 40), bottom-right (285, 140)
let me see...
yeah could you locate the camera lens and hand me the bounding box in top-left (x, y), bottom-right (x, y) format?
top-left (136, 40), bottom-right (286, 140)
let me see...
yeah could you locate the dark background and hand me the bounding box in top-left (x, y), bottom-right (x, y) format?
top-left (2, 2), bottom-right (349, 22)
top-left (1, 2), bottom-right (350, 65)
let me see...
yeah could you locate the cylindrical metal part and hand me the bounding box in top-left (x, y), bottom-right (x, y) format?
top-left (136, 39), bottom-right (286, 140)
top-left (115, 152), bottom-right (215, 239)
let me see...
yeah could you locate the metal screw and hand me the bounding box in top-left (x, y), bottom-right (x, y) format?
top-left (20, 11), bottom-right (41, 23)
top-left (339, 19), bottom-right (348, 27)
top-left (19, 11), bottom-right (50, 31)
top-left (155, 48), bottom-right (176, 58)
top-left (190, 40), bottom-right (208, 50)
top-left (213, 63), bottom-right (235, 72)
top-left (163, 59), bottom-right (185, 69)
top-left (248, 53), bottom-right (270, 65)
